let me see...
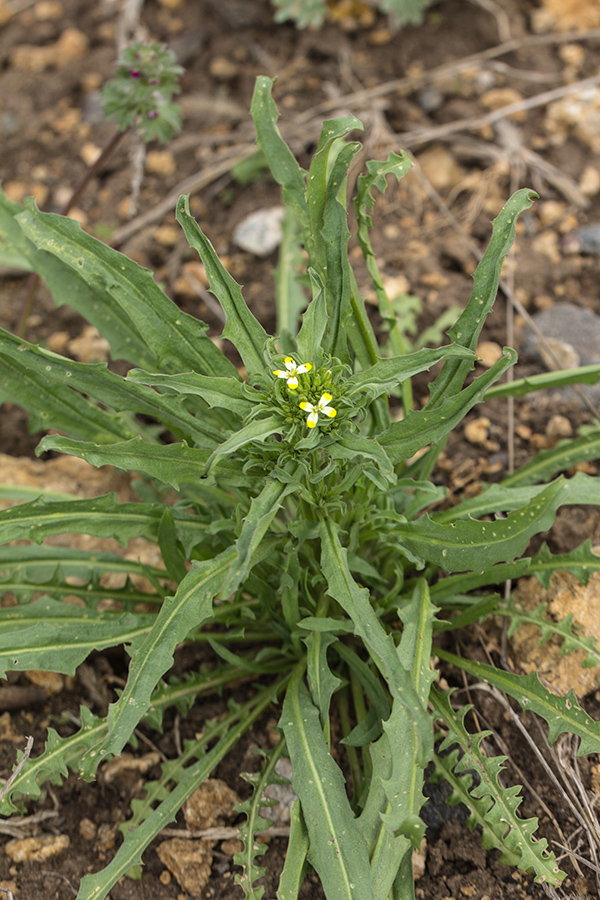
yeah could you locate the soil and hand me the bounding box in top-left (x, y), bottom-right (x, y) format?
top-left (1, 0), bottom-right (600, 898)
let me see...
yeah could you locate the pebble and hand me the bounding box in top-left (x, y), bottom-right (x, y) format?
top-left (480, 87), bottom-right (526, 121)
top-left (209, 56), bottom-right (238, 80)
top-left (415, 145), bottom-right (466, 192)
top-left (523, 302), bottom-right (600, 404)
top-left (146, 150), bottom-right (176, 176)
top-left (464, 417), bottom-right (490, 446)
top-left (233, 206), bottom-right (284, 256)
top-left (579, 165), bottom-right (600, 197)
top-left (476, 341), bottom-right (503, 368)
top-left (545, 414), bottom-right (572, 444)
top-left (561, 224), bottom-right (600, 255)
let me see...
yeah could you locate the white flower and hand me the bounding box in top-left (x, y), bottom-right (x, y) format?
top-left (273, 357), bottom-right (312, 390)
top-left (299, 393), bottom-right (337, 428)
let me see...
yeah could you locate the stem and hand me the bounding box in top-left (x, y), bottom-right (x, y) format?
top-left (337, 685), bottom-right (363, 805)
top-left (15, 128), bottom-right (127, 338)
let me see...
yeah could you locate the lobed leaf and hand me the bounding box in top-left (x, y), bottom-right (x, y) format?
top-left (430, 687), bottom-right (565, 885)
top-left (437, 649), bottom-right (600, 757)
top-left (427, 188), bottom-right (537, 405)
top-left (80, 547), bottom-right (237, 777)
top-left (0, 598), bottom-right (155, 677)
top-left (394, 477), bottom-right (568, 572)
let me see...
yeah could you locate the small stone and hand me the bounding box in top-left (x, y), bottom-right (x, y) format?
top-left (480, 88), bottom-right (526, 121)
top-left (579, 166), bottom-right (600, 197)
top-left (146, 150), bottom-right (176, 176)
top-left (80, 142), bottom-right (101, 166)
top-left (34, 0), bottom-right (63, 18)
top-left (221, 838), bottom-right (243, 855)
top-left (160, 869), bottom-right (172, 884)
top-left (68, 326), bottom-right (110, 363)
top-left (209, 56), bottom-right (238, 80)
top-left (419, 272), bottom-right (449, 289)
top-left (464, 417), bottom-right (490, 446)
top-left (538, 200), bottom-right (566, 227)
top-left (25, 670), bottom-right (63, 694)
top-left (545, 414), bottom-right (572, 444)
top-left (382, 274), bottom-right (410, 298)
top-left (233, 207), bottom-right (284, 257)
top-left (558, 42), bottom-right (585, 68)
top-left (416, 145), bottom-right (465, 192)
top-left (531, 230), bottom-right (560, 262)
top-left (476, 341), bottom-right (503, 368)
top-left (153, 225), bottom-right (180, 246)
top-left (79, 818), bottom-right (97, 841)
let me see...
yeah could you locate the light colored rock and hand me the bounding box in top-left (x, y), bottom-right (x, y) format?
top-left (415, 145), bottom-right (466, 192)
top-left (233, 207), bottom-right (284, 257)
top-left (464, 417), bottom-right (490, 446)
top-left (184, 778), bottom-right (240, 830)
top-left (10, 27), bottom-right (88, 71)
top-left (4, 834), bottom-right (69, 863)
top-left (532, 0), bottom-right (600, 33)
top-left (510, 568), bottom-right (600, 697)
top-left (157, 839), bottom-right (212, 896)
top-left (476, 341), bottom-right (503, 368)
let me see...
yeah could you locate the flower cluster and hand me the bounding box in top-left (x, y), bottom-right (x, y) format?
top-left (272, 357), bottom-right (337, 429)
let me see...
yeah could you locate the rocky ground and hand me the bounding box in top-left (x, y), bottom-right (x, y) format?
top-left (2, 0), bottom-right (600, 897)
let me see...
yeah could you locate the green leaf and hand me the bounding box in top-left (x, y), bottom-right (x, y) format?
top-left (0, 329), bottom-right (138, 442)
top-left (275, 206), bottom-right (308, 339)
top-left (319, 518), bottom-right (431, 761)
top-left (437, 648), bottom-right (600, 756)
top-left (502, 427), bottom-right (600, 486)
top-left (379, 349), bottom-right (516, 463)
top-left (0, 598), bottom-right (155, 677)
top-left (176, 196), bottom-right (270, 376)
top-left (251, 77), bottom-right (310, 241)
top-left (394, 477), bottom-right (568, 572)
top-left (37, 435), bottom-right (212, 491)
top-left (277, 799), bottom-right (309, 900)
top-left (529, 539), bottom-right (600, 588)
top-left (430, 687), bottom-right (565, 885)
top-left (328, 434), bottom-right (396, 487)
top-left (80, 547), bottom-right (236, 778)
top-left (368, 581), bottom-right (436, 900)
top-left (280, 666), bottom-right (375, 900)
top-left (235, 739), bottom-right (287, 900)
top-left (428, 189), bottom-right (537, 405)
top-left (345, 344), bottom-right (475, 400)
top-left (220, 466), bottom-right (299, 596)
top-left (17, 200), bottom-right (236, 377)
top-left (0, 329), bottom-right (225, 446)
top-left (484, 363), bottom-right (600, 399)
top-left (77, 680), bottom-right (280, 900)
top-left (206, 415), bottom-right (284, 471)
top-left (0, 188), bottom-right (153, 366)
top-left (127, 369), bottom-right (252, 418)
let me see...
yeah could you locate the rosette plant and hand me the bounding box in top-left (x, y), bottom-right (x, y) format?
top-left (1, 76), bottom-right (600, 900)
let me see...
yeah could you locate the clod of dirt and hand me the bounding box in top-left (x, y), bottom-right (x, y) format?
top-left (463, 417), bottom-right (490, 446)
top-left (10, 27), bottom-right (88, 71)
top-left (532, 0), bottom-right (600, 32)
top-left (156, 838), bottom-right (212, 896)
top-left (509, 567), bottom-right (600, 697)
top-left (24, 670), bottom-right (63, 695)
top-left (4, 834), bottom-right (69, 863)
top-left (183, 778), bottom-right (241, 830)
top-left (262, 757), bottom-right (297, 825)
